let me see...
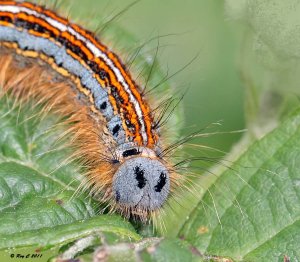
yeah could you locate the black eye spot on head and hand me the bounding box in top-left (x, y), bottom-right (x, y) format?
top-left (112, 124), bottom-right (120, 136)
top-left (100, 101), bottom-right (107, 110)
top-left (134, 166), bottom-right (146, 189)
top-left (154, 172), bottom-right (167, 192)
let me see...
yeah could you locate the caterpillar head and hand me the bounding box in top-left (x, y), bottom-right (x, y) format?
top-left (112, 156), bottom-right (170, 218)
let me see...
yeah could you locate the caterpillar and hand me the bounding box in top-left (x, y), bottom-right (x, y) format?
top-left (0, 0), bottom-right (182, 220)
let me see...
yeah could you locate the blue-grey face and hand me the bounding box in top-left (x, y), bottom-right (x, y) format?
top-left (112, 157), bottom-right (170, 211)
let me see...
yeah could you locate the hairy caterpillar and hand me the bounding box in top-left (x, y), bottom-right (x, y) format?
top-left (0, 0), bottom-right (184, 221)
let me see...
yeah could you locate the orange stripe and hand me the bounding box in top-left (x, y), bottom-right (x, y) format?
top-left (70, 24), bottom-right (108, 53)
top-left (0, 1), bottom-right (17, 6)
top-left (18, 1), bottom-right (109, 54)
top-left (0, 10), bottom-right (13, 20)
top-left (15, 2), bottom-right (152, 145)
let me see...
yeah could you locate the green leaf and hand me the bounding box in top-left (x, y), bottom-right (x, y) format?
top-left (77, 237), bottom-right (204, 262)
top-left (138, 238), bottom-right (202, 262)
top-left (179, 109), bottom-right (300, 261)
top-left (0, 97), bottom-right (140, 252)
top-left (1, 216), bottom-right (140, 250)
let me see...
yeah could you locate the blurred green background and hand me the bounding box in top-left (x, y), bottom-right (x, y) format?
top-left (61, 0), bottom-right (245, 155)
top-left (112, 0), bottom-right (245, 153)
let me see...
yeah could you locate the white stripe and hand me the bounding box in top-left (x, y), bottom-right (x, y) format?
top-left (0, 4), bottom-right (148, 143)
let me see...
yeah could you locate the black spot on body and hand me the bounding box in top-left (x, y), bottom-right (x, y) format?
top-left (100, 101), bottom-right (107, 110)
top-left (154, 172), bottom-right (167, 192)
top-left (122, 148), bottom-right (139, 158)
top-left (112, 124), bottom-right (120, 136)
top-left (134, 166), bottom-right (146, 189)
